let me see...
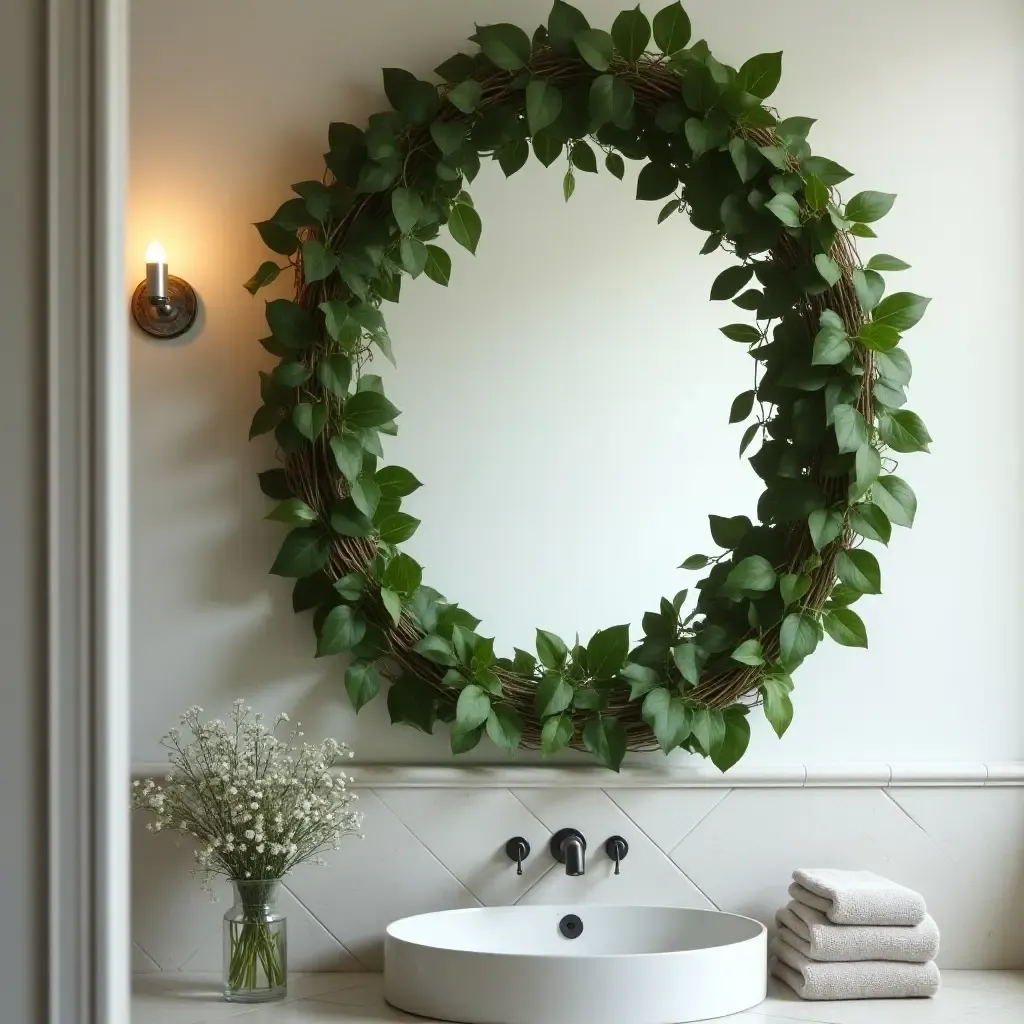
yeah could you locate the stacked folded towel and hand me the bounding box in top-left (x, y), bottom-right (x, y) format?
top-left (770, 869), bottom-right (941, 1001)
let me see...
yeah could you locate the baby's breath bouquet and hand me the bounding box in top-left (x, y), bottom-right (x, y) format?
top-left (132, 701), bottom-right (362, 1002)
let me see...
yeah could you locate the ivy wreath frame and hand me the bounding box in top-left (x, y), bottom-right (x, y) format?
top-left (246, 1), bottom-right (931, 772)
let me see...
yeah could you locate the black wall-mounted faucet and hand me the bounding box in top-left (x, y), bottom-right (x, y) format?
top-left (605, 835), bottom-right (629, 875)
top-left (550, 828), bottom-right (587, 876)
top-left (504, 837), bottom-right (531, 875)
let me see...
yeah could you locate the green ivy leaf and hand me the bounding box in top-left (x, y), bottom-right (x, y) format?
top-left (380, 586), bottom-right (403, 627)
top-left (387, 675), bottom-right (436, 734)
top-left (711, 708), bottom-right (750, 771)
top-left (329, 435), bottom-right (363, 483)
top-left (423, 244), bottom-right (452, 287)
top-left (316, 604), bottom-right (367, 656)
top-left (823, 607), bottom-right (868, 648)
top-left (589, 74), bottom-right (635, 128)
top-left (344, 661), bottom-right (381, 712)
top-left (673, 643), bottom-right (704, 686)
top-left (814, 254), bottom-right (842, 287)
top-left (400, 236), bottom-right (429, 278)
top-left (259, 469), bottom-right (291, 500)
top-left (350, 477), bottom-right (381, 519)
top-left (871, 292), bottom-right (931, 332)
top-left (866, 253), bottom-right (911, 272)
top-left (801, 156), bottom-right (852, 186)
top-left (375, 466), bottom-right (422, 497)
top-left (266, 299), bottom-right (315, 348)
top-left (330, 498), bottom-right (374, 538)
top-left (412, 633), bottom-right (459, 666)
top-left (333, 572), bottom-right (364, 602)
top-left (498, 138), bottom-right (529, 177)
top-left (636, 161), bottom-right (678, 201)
top-left (290, 401), bottom-right (325, 442)
top-left (850, 443), bottom-right (882, 502)
top-left (447, 79), bottom-right (483, 114)
top-left (720, 323), bottom-right (761, 344)
top-left (344, 390), bottom-right (400, 429)
top-left (586, 624), bottom-right (630, 679)
top-left (642, 688), bottom-right (691, 753)
top-left (858, 322), bottom-right (901, 352)
top-left (391, 187), bottom-right (424, 234)
top-left (476, 23), bottom-right (532, 70)
top-left (620, 662), bottom-right (660, 700)
top-left (450, 724), bottom-right (484, 754)
top-left (872, 475), bottom-right (916, 527)
top-left (447, 203), bottom-right (482, 254)
top-left (273, 361), bottom-right (311, 388)
top-left (456, 683), bottom-right (492, 731)
top-left (548, 1), bottom-right (590, 53)
top-left (835, 549), bottom-right (882, 594)
top-left (652, 2), bottom-right (691, 54)
top-left (807, 507), bottom-right (843, 551)
top-left (780, 611), bottom-right (819, 668)
top-left (849, 503), bottom-right (891, 545)
top-left (382, 67), bottom-right (439, 123)
top-left (726, 555), bottom-right (776, 592)
top-left (570, 140), bottom-right (598, 173)
top-left (878, 409), bottom-right (932, 453)
top-left (316, 354), bottom-right (352, 398)
top-left (845, 191), bottom-right (896, 223)
top-left (833, 404), bottom-right (868, 454)
top-left (301, 239), bottom-right (336, 283)
top-left (760, 679), bottom-right (793, 738)
top-left (738, 51), bottom-right (783, 98)
top-left (563, 167), bottom-right (576, 202)
top-left (582, 716), bottom-right (627, 771)
top-left (536, 673), bottom-right (573, 718)
top-left (532, 132), bottom-right (564, 167)
top-left (803, 175), bottom-right (828, 212)
top-left (486, 703), bottom-right (524, 751)
top-left (377, 512), bottom-right (421, 543)
top-left (541, 713), bottom-right (574, 756)
top-left (429, 120), bottom-right (465, 156)
top-left (525, 78), bottom-right (563, 134)
top-left (780, 573), bottom-right (811, 607)
top-left (266, 498), bottom-right (317, 526)
top-left (244, 261), bottom-right (282, 295)
top-left (605, 152), bottom-right (625, 179)
top-left (876, 348), bottom-right (912, 386)
top-left (574, 28), bottom-right (614, 70)
top-left (612, 6), bottom-right (651, 63)
top-left (765, 193), bottom-right (801, 227)
top-left (729, 390), bottom-right (756, 423)
top-left (728, 137), bottom-right (763, 183)
top-left (536, 628), bottom-right (569, 670)
top-left (270, 528), bottom-right (329, 578)
top-left (710, 265), bottom-right (754, 300)
top-left (731, 639), bottom-right (765, 666)
top-left (255, 220), bottom-right (298, 256)
top-left (709, 513), bottom-right (752, 549)
top-left (680, 554), bottom-right (711, 570)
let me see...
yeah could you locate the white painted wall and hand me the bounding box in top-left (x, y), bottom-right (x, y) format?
top-left (129, 0), bottom-right (1024, 765)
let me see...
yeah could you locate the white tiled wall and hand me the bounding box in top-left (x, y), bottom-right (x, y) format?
top-left (132, 767), bottom-right (1024, 973)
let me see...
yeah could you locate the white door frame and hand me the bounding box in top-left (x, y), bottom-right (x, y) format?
top-left (46, 0), bottom-right (129, 1021)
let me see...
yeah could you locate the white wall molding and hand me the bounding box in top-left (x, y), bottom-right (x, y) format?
top-left (131, 761), bottom-right (1024, 789)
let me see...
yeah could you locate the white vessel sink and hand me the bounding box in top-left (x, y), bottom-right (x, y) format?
top-left (384, 905), bottom-right (767, 1024)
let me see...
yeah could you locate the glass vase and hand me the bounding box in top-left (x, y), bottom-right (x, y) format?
top-left (222, 879), bottom-right (287, 1002)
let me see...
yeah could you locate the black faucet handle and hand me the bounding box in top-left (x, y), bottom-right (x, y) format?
top-left (505, 836), bottom-right (530, 875)
top-left (605, 835), bottom-right (629, 875)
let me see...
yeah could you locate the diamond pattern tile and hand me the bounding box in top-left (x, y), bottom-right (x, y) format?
top-left (607, 787), bottom-right (730, 853)
top-left (376, 787), bottom-right (552, 905)
top-left (133, 783), bottom-right (1024, 972)
top-left (670, 788), bottom-right (951, 937)
top-left (285, 790), bottom-right (479, 969)
top-left (512, 788), bottom-right (716, 908)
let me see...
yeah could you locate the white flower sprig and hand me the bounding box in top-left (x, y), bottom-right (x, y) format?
top-left (132, 701), bottom-right (362, 892)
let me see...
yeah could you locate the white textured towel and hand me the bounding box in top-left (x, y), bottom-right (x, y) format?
top-left (776, 901), bottom-right (940, 963)
top-left (791, 869), bottom-right (927, 926)
top-left (770, 938), bottom-right (940, 1001)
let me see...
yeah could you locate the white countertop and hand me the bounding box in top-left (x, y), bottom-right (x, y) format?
top-left (133, 971), bottom-right (1024, 1024)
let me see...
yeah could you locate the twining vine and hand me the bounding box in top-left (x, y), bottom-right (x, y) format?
top-left (245, 2), bottom-right (930, 771)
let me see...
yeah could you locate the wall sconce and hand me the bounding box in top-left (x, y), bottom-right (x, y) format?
top-left (131, 241), bottom-right (198, 339)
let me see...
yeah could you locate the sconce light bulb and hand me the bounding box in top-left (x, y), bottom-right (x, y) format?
top-left (145, 240), bottom-right (167, 265)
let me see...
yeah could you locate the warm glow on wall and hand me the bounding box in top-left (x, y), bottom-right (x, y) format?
top-left (131, 239), bottom-right (197, 340)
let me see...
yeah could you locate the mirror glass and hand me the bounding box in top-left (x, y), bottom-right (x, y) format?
top-left (379, 158), bottom-right (763, 655)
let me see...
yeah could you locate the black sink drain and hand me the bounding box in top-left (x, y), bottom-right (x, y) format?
top-left (558, 914), bottom-right (583, 939)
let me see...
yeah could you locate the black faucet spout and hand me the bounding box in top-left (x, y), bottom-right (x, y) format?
top-left (550, 828), bottom-right (587, 876)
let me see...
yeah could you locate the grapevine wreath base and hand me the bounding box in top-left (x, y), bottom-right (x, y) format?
top-left (246, 2), bottom-right (930, 771)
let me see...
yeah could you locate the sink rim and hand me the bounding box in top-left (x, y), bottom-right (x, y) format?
top-left (385, 903), bottom-right (767, 960)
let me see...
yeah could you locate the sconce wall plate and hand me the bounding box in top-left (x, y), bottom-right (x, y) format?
top-left (131, 275), bottom-right (197, 339)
